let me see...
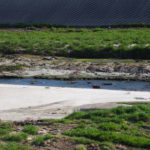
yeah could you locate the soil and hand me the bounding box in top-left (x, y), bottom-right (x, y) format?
top-left (0, 54), bottom-right (150, 81)
top-left (0, 119), bottom-right (128, 150)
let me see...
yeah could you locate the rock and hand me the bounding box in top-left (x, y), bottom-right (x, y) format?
top-left (42, 57), bottom-right (53, 61)
top-left (76, 144), bottom-right (86, 150)
top-left (27, 137), bottom-right (33, 141)
top-left (92, 84), bottom-right (100, 89)
top-left (67, 81), bottom-right (76, 84)
top-left (30, 80), bottom-right (36, 84)
top-left (102, 83), bottom-right (113, 86)
top-left (52, 112), bottom-right (57, 114)
top-left (38, 129), bottom-right (48, 135)
top-left (88, 143), bottom-right (100, 150)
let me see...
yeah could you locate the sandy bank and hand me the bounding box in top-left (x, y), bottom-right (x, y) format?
top-left (0, 84), bottom-right (150, 121)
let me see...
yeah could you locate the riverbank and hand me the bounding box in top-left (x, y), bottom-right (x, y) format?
top-left (0, 82), bottom-right (150, 121)
top-left (0, 28), bottom-right (150, 59)
top-left (0, 104), bottom-right (150, 150)
top-left (0, 54), bottom-right (150, 81)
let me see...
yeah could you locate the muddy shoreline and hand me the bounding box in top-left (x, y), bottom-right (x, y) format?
top-left (0, 54), bottom-right (150, 81)
top-left (1, 54), bottom-right (150, 121)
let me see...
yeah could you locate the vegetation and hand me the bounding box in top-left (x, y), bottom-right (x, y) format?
top-left (0, 123), bottom-right (13, 135)
top-left (0, 104), bottom-right (150, 149)
top-left (23, 125), bottom-right (38, 135)
top-left (75, 145), bottom-right (86, 150)
top-left (33, 134), bottom-right (53, 145)
top-left (3, 133), bottom-right (28, 142)
top-left (0, 23), bottom-right (150, 28)
top-left (0, 142), bottom-right (28, 150)
top-left (0, 64), bottom-right (24, 72)
top-left (0, 28), bottom-right (150, 59)
top-left (64, 104), bottom-right (150, 149)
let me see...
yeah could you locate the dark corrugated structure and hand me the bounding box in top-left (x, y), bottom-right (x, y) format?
top-left (0, 0), bottom-right (150, 26)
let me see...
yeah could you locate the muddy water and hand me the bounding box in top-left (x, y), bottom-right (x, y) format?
top-left (0, 78), bottom-right (150, 91)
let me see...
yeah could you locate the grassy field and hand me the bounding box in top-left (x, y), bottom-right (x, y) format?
top-left (0, 28), bottom-right (150, 59)
top-left (0, 104), bottom-right (150, 150)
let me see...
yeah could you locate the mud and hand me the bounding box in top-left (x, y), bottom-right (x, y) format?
top-left (0, 54), bottom-right (150, 81)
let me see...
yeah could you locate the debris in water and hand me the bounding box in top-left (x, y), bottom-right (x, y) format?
top-left (92, 84), bottom-right (100, 89)
top-left (30, 80), bottom-right (36, 84)
top-left (67, 81), bottom-right (76, 84)
top-left (102, 83), bottom-right (113, 86)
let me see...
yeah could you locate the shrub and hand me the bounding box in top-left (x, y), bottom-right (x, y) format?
top-left (0, 128), bottom-right (9, 135)
top-left (33, 134), bottom-right (53, 145)
top-left (23, 125), bottom-right (38, 135)
top-left (33, 136), bottom-right (45, 145)
top-left (76, 144), bottom-right (87, 150)
top-left (0, 142), bottom-right (28, 150)
top-left (0, 123), bottom-right (13, 129)
top-left (3, 133), bottom-right (28, 142)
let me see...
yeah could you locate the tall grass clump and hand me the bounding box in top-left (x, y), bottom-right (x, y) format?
top-left (23, 125), bottom-right (38, 135)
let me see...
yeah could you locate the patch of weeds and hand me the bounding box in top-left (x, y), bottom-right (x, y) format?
top-left (77, 123), bottom-right (87, 129)
top-left (44, 118), bottom-right (70, 124)
top-left (3, 133), bottom-right (28, 142)
top-left (0, 144), bottom-right (4, 149)
top-left (0, 123), bottom-right (13, 136)
top-left (33, 134), bottom-right (53, 145)
top-left (0, 128), bottom-right (9, 135)
top-left (65, 111), bottom-right (89, 120)
top-left (44, 134), bottom-right (53, 140)
top-left (99, 142), bottom-right (114, 150)
top-left (0, 64), bottom-right (24, 71)
top-left (76, 144), bottom-right (87, 150)
top-left (23, 125), bottom-right (38, 135)
top-left (99, 122), bottom-right (120, 131)
top-left (65, 128), bottom-right (150, 148)
top-left (0, 142), bottom-right (28, 150)
top-left (71, 137), bottom-right (99, 145)
top-left (0, 123), bottom-right (13, 129)
top-left (127, 112), bottom-right (150, 122)
top-left (91, 116), bottom-right (124, 124)
top-left (99, 122), bottom-right (128, 131)
top-left (33, 136), bottom-right (44, 145)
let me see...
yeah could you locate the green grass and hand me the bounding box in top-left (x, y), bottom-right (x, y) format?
top-left (76, 145), bottom-right (86, 150)
top-left (22, 125), bottom-right (38, 135)
top-left (0, 123), bottom-right (13, 136)
top-left (0, 64), bottom-right (24, 71)
top-left (0, 123), bottom-right (13, 129)
top-left (43, 118), bottom-right (70, 124)
top-left (0, 142), bottom-right (28, 150)
top-left (64, 104), bottom-right (150, 149)
top-left (0, 104), bottom-right (150, 149)
top-left (0, 28), bottom-right (150, 59)
top-left (33, 134), bottom-right (53, 145)
top-left (3, 133), bottom-right (28, 142)
top-left (0, 129), bottom-right (9, 135)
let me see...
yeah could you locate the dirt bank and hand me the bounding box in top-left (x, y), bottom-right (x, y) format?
top-left (0, 54), bottom-right (150, 81)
